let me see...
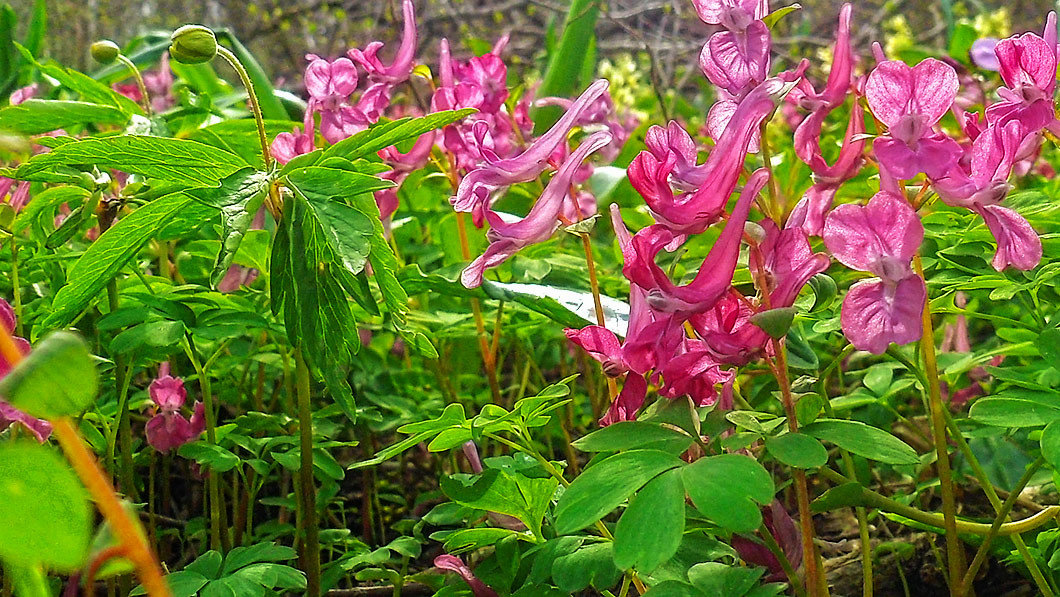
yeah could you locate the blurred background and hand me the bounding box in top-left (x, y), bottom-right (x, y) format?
top-left (13, 0), bottom-right (1060, 97)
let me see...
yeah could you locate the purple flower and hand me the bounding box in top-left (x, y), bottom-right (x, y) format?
top-left (699, 20), bottom-right (771, 99)
top-left (451, 79), bottom-right (610, 223)
top-left (460, 131), bottom-right (612, 288)
top-left (348, 0), bottom-right (417, 86)
top-left (434, 555), bottom-right (498, 597)
top-left (865, 58), bottom-right (963, 179)
top-left (732, 500), bottom-right (802, 582)
top-left (144, 364), bottom-right (205, 452)
top-left (970, 38), bottom-right (1001, 71)
top-left (693, 0), bottom-right (769, 30)
top-left (986, 13), bottom-right (1058, 134)
top-left (303, 54), bottom-right (362, 143)
top-left (822, 192), bottom-right (926, 354)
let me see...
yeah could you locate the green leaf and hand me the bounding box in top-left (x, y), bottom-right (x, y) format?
top-left (687, 562), bottom-right (764, 597)
top-left (322, 109), bottom-right (476, 162)
top-left (554, 449), bottom-right (684, 534)
top-left (811, 482), bottom-right (866, 513)
top-left (0, 443), bottom-right (90, 570)
top-left (613, 468), bottom-right (685, 573)
top-left (443, 528), bottom-right (520, 554)
top-left (573, 421), bottom-right (694, 454)
top-left (0, 332), bottom-right (97, 419)
top-left (1039, 328), bottom-right (1060, 369)
top-left (44, 192), bottom-right (216, 329)
top-left (552, 541), bottom-right (622, 593)
top-left (178, 442), bottom-right (241, 473)
top-left (802, 419), bottom-right (920, 465)
top-left (187, 168), bottom-right (271, 287)
top-left (16, 136), bottom-right (246, 187)
top-left (1041, 420), bottom-right (1060, 469)
top-left (968, 394), bottom-right (1060, 427)
top-left (302, 196), bottom-right (374, 276)
top-left (15, 44), bottom-right (140, 113)
top-left (682, 454), bottom-right (774, 533)
top-left (765, 432), bottom-right (828, 468)
top-left (286, 164), bottom-right (393, 200)
top-left (12, 186), bottom-right (90, 234)
top-left (762, 3), bottom-right (801, 28)
top-left (440, 469), bottom-right (558, 539)
top-left (22, 0), bottom-right (46, 59)
top-left (0, 100), bottom-right (129, 135)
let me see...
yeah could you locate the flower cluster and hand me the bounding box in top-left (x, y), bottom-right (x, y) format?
top-left (143, 363), bottom-right (204, 452)
top-left (566, 1), bottom-right (1048, 426)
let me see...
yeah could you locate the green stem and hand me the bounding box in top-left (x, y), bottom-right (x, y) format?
top-left (760, 521), bottom-right (807, 597)
top-left (105, 360), bottom-right (134, 478)
top-left (888, 348), bottom-right (1054, 596)
top-left (116, 54), bottom-right (152, 116)
top-left (108, 278), bottom-right (137, 502)
top-left (184, 336), bottom-right (227, 552)
top-left (958, 457), bottom-right (1046, 596)
top-left (912, 255), bottom-right (965, 595)
top-left (817, 468), bottom-right (1060, 536)
top-left (294, 348), bottom-right (321, 597)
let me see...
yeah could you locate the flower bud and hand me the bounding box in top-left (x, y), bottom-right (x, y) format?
top-left (90, 40), bottom-right (121, 64)
top-left (743, 221), bottom-right (767, 244)
top-left (169, 25), bottom-right (217, 64)
top-left (807, 273), bottom-right (837, 312)
top-left (750, 307), bottom-right (797, 340)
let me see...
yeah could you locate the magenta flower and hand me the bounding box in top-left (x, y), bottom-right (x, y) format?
top-left (9, 84), bottom-right (38, 105)
top-left (348, 0), bottom-right (417, 85)
top-left (822, 192), bottom-right (926, 354)
top-left (144, 364), bottom-right (205, 452)
top-left (865, 58), bottom-right (962, 179)
top-left (625, 169), bottom-right (769, 314)
top-left (629, 79), bottom-right (784, 235)
top-left (434, 555), bottom-right (498, 597)
top-left (303, 54), bottom-right (361, 144)
top-left (0, 299), bottom-right (50, 442)
top-left (452, 79), bottom-right (610, 224)
top-left (271, 109), bottom-right (316, 165)
top-left (699, 20), bottom-right (771, 99)
top-left (460, 131), bottom-right (612, 288)
top-left (693, 0), bottom-right (769, 29)
top-left (986, 13), bottom-right (1058, 134)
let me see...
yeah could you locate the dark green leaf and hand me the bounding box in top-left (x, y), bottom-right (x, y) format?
top-left (187, 168), bottom-right (270, 287)
top-left (969, 394), bottom-right (1060, 427)
top-left (811, 482), bottom-right (867, 513)
top-left (44, 192), bottom-right (216, 329)
top-left (440, 469), bottom-right (557, 539)
top-left (687, 562), bottom-right (764, 597)
top-left (573, 421), bottom-right (694, 454)
top-left (552, 541), bottom-right (622, 593)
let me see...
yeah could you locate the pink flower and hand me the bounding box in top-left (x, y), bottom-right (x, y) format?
top-left (693, 0), bottom-right (769, 29)
top-left (348, 0), bottom-right (418, 85)
top-left (700, 20), bottom-right (771, 99)
top-left (452, 79), bottom-right (610, 224)
top-left (629, 79), bottom-right (784, 235)
top-left (115, 53), bottom-right (175, 112)
top-left (271, 109), bottom-right (315, 165)
top-left (986, 13), bottom-right (1058, 134)
top-left (9, 84), bottom-right (38, 105)
top-left (822, 192), bottom-right (926, 354)
top-left (460, 131), bottom-right (612, 288)
top-left (865, 58), bottom-right (962, 179)
top-left (144, 364), bottom-right (205, 452)
top-left (625, 169), bottom-right (769, 314)
top-left (0, 299), bottom-right (50, 442)
top-left (303, 54), bottom-right (362, 143)
top-left (434, 555), bottom-right (498, 597)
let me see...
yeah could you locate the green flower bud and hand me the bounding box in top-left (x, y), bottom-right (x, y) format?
top-left (169, 25), bottom-right (217, 64)
top-left (90, 40), bottom-right (121, 64)
top-left (750, 307), bottom-right (798, 340)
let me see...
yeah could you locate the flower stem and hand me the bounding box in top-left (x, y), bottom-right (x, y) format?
top-left (214, 45), bottom-right (282, 218)
top-left (294, 348), bottom-right (322, 597)
top-left (771, 340), bottom-right (823, 596)
top-left (958, 457), bottom-right (1045, 596)
top-left (116, 55), bottom-right (152, 116)
top-left (183, 336), bottom-right (227, 552)
top-left (760, 520), bottom-right (807, 597)
top-left (887, 347), bottom-right (1053, 596)
top-left (912, 254), bottom-right (965, 594)
top-left (580, 232), bottom-right (619, 401)
top-left (454, 211), bottom-right (504, 404)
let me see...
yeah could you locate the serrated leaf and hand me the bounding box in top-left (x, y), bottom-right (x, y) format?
top-left (187, 168), bottom-right (270, 287)
top-left (16, 136), bottom-right (246, 186)
top-left (0, 100), bottom-right (129, 135)
top-left (44, 192), bottom-right (217, 329)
